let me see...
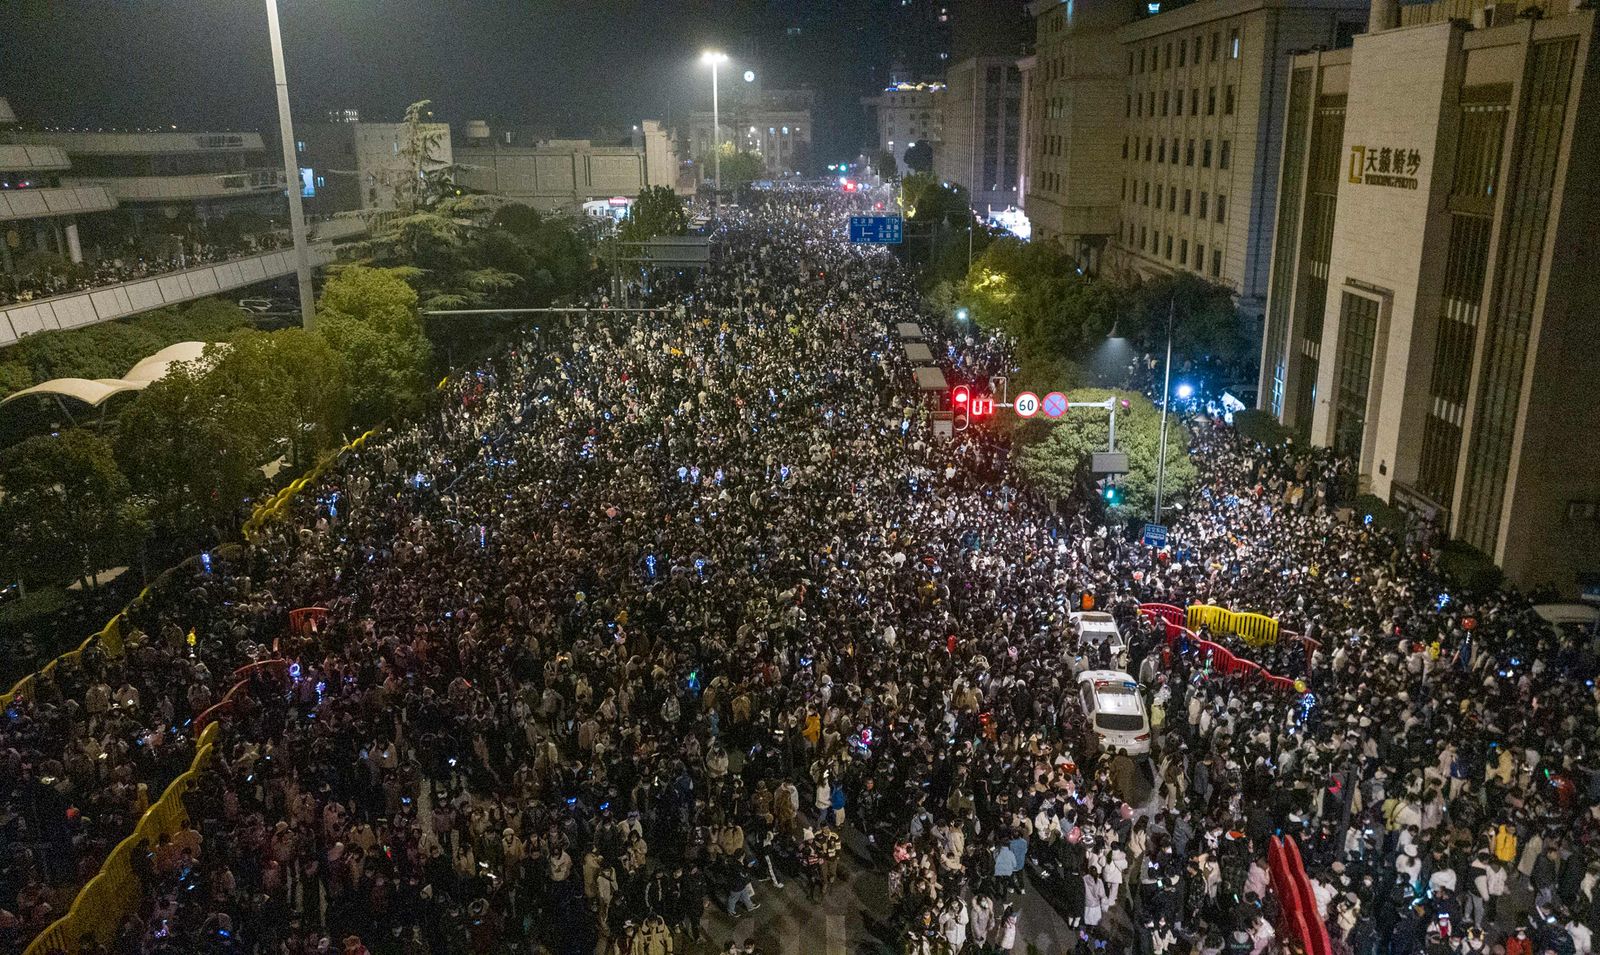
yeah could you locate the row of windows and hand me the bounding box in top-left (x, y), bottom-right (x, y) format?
top-left (1128, 85), bottom-right (1236, 119)
top-left (1123, 135), bottom-right (1231, 169)
top-left (1122, 178), bottom-right (1227, 224)
top-left (1129, 28), bottom-right (1241, 75)
top-left (1125, 221), bottom-right (1224, 278)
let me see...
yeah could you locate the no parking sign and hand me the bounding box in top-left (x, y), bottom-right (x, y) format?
top-left (1042, 392), bottom-right (1068, 418)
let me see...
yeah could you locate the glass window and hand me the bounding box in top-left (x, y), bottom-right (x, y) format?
top-left (1225, 85), bottom-right (1236, 115)
top-left (1165, 234), bottom-right (1174, 259)
top-left (1158, 139), bottom-right (1166, 163)
top-left (1196, 243), bottom-right (1205, 268)
top-left (1180, 238), bottom-right (1188, 262)
top-left (1199, 192), bottom-right (1208, 218)
top-left (1178, 40), bottom-right (1187, 67)
top-left (1183, 189), bottom-right (1192, 214)
top-left (1207, 87), bottom-right (1216, 115)
top-left (1332, 292), bottom-right (1380, 458)
top-left (1191, 88), bottom-right (1199, 113)
top-left (1220, 140), bottom-right (1231, 169)
top-left (1203, 140), bottom-right (1212, 167)
top-left (1161, 91), bottom-right (1169, 116)
top-left (1212, 248), bottom-right (1223, 277)
top-left (1210, 32), bottom-right (1219, 61)
top-left (1216, 193), bottom-right (1227, 223)
top-left (1185, 139), bottom-right (1195, 166)
top-left (1230, 28), bottom-right (1241, 59)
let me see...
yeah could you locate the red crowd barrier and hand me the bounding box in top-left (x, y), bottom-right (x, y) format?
top-left (1269, 836), bottom-right (1328, 955)
top-left (288, 606), bottom-right (329, 636)
top-left (1139, 603), bottom-right (1303, 694)
top-left (196, 658), bottom-right (290, 732)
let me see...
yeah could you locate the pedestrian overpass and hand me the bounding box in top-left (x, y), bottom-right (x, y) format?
top-left (0, 241), bottom-right (339, 348)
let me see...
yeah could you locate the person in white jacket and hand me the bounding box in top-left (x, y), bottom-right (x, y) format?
top-left (970, 893), bottom-right (998, 947)
top-left (938, 898), bottom-right (969, 950)
top-left (1084, 874), bottom-right (1111, 927)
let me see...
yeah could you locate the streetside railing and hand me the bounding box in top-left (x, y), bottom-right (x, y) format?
top-left (240, 427), bottom-right (380, 541)
top-left (1140, 602), bottom-right (1308, 693)
top-left (23, 722), bottom-right (222, 955)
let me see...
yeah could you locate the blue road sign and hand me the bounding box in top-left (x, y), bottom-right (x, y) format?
top-left (1143, 523), bottom-right (1169, 548)
top-left (849, 215), bottom-right (904, 244)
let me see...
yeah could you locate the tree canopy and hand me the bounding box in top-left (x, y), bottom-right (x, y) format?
top-left (620, 186), bottom-right (689, 243)
top-left (316, 266), bottom-right (433, 425)
top-left (1016, 389), bottom-right (1197, 519)
top-left (0, 431), bottom-right (145, 589)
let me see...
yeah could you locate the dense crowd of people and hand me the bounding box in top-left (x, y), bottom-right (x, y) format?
top-left (2, 192), bottom-right (1596, 955)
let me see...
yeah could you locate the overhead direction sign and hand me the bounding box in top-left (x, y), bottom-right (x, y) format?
top-left (1143, 523), bottom-right (1169, 548)
top-left (849, 215), bottom-right (904, 244)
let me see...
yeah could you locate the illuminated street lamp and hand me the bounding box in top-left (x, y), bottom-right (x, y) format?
top-left (701, 50), bottom-right (729, 214)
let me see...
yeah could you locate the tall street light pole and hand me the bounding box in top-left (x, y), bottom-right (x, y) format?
top-left (1153, 298), bottom-right (1176, 524)
top-left (701, 50), bottom-right (728, 216)
top-left (264, 0), bottom-right (316, 330)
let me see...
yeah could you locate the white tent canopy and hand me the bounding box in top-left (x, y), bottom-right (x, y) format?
top-left (0, 341), bottom-right (224, 409)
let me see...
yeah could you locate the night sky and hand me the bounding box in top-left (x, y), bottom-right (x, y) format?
top-left (1, 0), bottom-right (901, 165)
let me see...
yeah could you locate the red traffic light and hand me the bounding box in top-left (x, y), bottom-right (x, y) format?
top-left (952, 385), bottom-right (971, 405)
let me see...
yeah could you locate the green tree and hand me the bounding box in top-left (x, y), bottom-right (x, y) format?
top-left (393, 99), bottom-right (454, 213)
top-left (619, 186), bottom-right (689, 242)
top-left (116, 359), bottom-right (264, 544)
top-left (0, 431), bottom-right (146, 589)
top-left (903, 140), bottom-right (934, 173)
top-left (203, 330), bottom-right (348, 469)
top-left (700, 148), bottom-right (765, 189)
top-left (315, 266), bottom-right (432, 424)
top-left (1124, 271), bottom-right (1250, 369)
top-left (1017, 389), bottom-right (1196, 518)
top-left (875, 149), bottom-right (899, 179)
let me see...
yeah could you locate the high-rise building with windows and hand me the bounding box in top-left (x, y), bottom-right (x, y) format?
top-left (1109, 0), bottom-right (1366, 317)
top-left (862, 82), bottom-right (946, 174)
top-left (1023, 0), bottom-right (1140, 271)
top-left (937, 57), bottom-right (1025, 214)
top-left (1258, 0), bottom-right (1600, 593)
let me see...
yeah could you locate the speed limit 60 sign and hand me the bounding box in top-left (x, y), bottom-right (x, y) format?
top-left (1013, 392), bottom-right (1040, 418)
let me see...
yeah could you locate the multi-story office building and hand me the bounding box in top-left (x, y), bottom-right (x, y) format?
top-left (862, 81), bottom-right (946, 174)
top-left (1024, 0), bottom-right (1140, 271)
top-left (1258, 0), bottom-right (1600, 592)
top-left (297, 119), bottom-right (454, 214)
top-left (686, 89), bottom-right (815, 178)
top-left (22, 128), bottom-right (286, 225)
top-left (1111, 0), bottom-right (1366, 318)
top-left (937, 56), bottom-right (1025, 214)
top-left (453, 120), bottom-right (680, 214)
top-left (0, 96), bottom-right (116, 273)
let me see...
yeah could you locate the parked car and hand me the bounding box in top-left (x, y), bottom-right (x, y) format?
top-left (1076, 669), bottom-right (1152, 756)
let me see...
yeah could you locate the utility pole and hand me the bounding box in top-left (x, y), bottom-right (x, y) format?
top-left (1153, 298), bottom-right (1176, 524)
top-left (264, 0), bottom-right (315, 330)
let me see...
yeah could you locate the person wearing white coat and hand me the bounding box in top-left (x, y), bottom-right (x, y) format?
top-left (1084, 874), bottom-right (1111, 927)
top-left (938, 898), bottom-right (969, 950)
top-left (970, 893), bottom-right (998, 947)
top-left (998, 905), bottom-right (1020, 952)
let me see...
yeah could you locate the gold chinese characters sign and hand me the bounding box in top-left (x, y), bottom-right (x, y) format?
top-left (1348, 144), bottom-right (1421, 190)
